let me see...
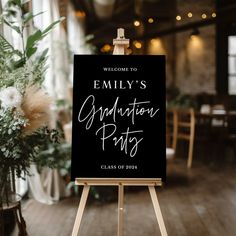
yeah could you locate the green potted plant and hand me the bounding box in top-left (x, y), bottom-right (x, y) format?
top-left (0, 0), bottom-right (63, 234)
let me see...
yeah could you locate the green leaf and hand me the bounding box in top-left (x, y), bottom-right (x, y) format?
top-left (3, 20), bottom-right (21, 34)
top-left (9, 0), bottom-right (21, 7)
top-left (23, 11), bottom-right (44, 24)
top-left (26, 46), bottom-right (37, 58)
top-left (23, 12), bottom-right (33, 23)
top-left (6, 9), bottom-right (17, 17)
top-left (13, 49), bottom-right (23, 57)
top-left (37, 48), bottom-right (49, 63)
top-left (12, 57), bottom-right (25, 68)
top-left (25, 29), bottom-right (43, 58)
top-left (26, 30), bottom-right (42, 49)
top-left (24, 17), bottom-right (64, 59)
top-left (11, 25), bottom-right (21, 34)
top-left (3, 19), bottom-right (11, 27)
top-left (42, 17), bottom-right (65, 36)
top-left (0, 35), bottom-right (14, 51)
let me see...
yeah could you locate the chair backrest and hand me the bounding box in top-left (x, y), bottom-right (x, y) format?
top-left (166, 109), bottom-right (178, 151)
top-left (177, 108), bottom-right (195, 140)
top-left (176, 108), bottom-right (195, 168)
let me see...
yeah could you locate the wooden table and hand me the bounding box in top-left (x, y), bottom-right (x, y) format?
top-left (195, 110), bottom-right (236, 160)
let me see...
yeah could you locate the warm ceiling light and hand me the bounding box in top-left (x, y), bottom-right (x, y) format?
top-left (148, 18), bottom-right (154, 23)
top-left (134, 20), bottom-right (141, 27)
top-left (133, 41), bottom-right (142, 49)
top-left (101, 44), bottom-right (111, 53)
top-left (188, 12), bottom-right (193, 18)
top-left (150, 38), bottom-right (161, 46)
top-left (202, 14), bottom-right (207, 19)
top-left (150, 39), bottom-right (157, 44)
top-left (103, 44), bottom-right (111, 51)
top-left (75, 11), bottom-right (86, 18)
top-left (212, 12), bottom-right (216, 18)
top-left (190, 28), bottom-right (200, 39)
top-left (176, 15), bottom-right (181, 21)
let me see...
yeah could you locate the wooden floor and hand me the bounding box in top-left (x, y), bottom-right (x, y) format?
top-left (10, 159), bottom-right (236, 236)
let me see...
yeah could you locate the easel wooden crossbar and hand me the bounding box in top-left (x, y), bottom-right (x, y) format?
top-left (75, 178), bottom-right (162, 186)
top-left (71, 28), bottom-right (168, 236)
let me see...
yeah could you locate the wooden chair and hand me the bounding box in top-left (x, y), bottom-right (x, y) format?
top-left (166, 109), bottom-right (178, 160)
top-left (176, 108), bottom-right (195, 168)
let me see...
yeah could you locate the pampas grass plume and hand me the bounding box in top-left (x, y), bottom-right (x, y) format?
top-left (22, 86), bottom-right (52, 135)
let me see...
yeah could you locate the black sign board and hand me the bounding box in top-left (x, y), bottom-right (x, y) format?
top-left (71, 55), bottom-right (166, 181)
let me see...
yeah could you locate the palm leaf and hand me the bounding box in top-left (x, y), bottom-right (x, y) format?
top-left (0, 35), bottom-right (14, 53)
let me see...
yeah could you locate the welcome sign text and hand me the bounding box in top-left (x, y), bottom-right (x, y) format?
top-left (71, 55), bottom-right (166, 179)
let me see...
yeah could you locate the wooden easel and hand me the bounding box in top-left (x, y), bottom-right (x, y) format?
top-left (71, 29), bottom-right (168, 236)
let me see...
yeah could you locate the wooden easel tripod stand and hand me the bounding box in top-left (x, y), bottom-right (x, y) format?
top-left (71, 29), bottom-right (168, 236)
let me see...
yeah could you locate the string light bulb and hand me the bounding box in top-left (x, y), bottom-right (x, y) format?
top-left (101, 44), bottom-right (111, 53)
top-left (133, 40), bottom-right (142, 49)
top-left (134, 20), bottom-right (141, 27)
top-left (212, 12), bottom-right (216, 18)
top-left (188, 12), bottom-right (193, 18)
top-left (148, 18), bottom-right (154, 23)
top-left (176, 15), bottom-right (182, 21)
top-left (202, 14), bottom-right (207, 19)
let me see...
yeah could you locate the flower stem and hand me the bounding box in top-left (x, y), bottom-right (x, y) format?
top-left (20, 5), bottom-right (26, 63)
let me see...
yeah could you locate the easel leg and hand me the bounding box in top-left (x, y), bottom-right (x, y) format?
top-left (148, 186), bottom-right (168, 236)
top-left (117, 184), bottom-right (124, 236)
top-left (71, 186), bottom-right (90, 236)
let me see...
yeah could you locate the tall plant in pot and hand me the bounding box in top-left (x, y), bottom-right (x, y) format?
top-left (0, 0), bottom-right (63, 233)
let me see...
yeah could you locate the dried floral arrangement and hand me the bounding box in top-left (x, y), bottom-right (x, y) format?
top-left (0, 0), bottom-right (63, 205)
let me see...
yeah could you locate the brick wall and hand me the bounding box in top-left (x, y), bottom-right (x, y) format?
top-left (148, 0), bottom-right (216, 94)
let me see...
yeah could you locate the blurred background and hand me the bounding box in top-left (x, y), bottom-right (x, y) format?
top-left (1, 0), bottom-right (236, 235)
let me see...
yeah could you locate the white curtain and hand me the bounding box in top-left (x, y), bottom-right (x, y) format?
top-left (32, 0), bottom-right (70, 99)
top-left (27, 164), bottom-right (68, 205)
top-left (67, 3), bottom-right (94, 83)
top-left (27, 165), bottom-right (54, 205)
top-left (29, 0), bottom-right (71, 204)
top-left (1, 0), bottom-right (21, 49)
top-left (67, 3), bottom-right (92, 55)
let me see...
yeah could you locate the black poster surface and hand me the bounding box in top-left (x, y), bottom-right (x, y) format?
top-left (72, 55), bottom-right (166, 181)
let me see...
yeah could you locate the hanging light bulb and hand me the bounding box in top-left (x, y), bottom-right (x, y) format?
top-left (148, 18), bottom-right (154, 23)
top-left (176, 15), bottom-right (182, 21)
top-left (188, 12), bottom-right (193, 18)
top-left (133, 40), bottom-right (142, 49)
top-left (134, 20), bottom-right (141, 27)
top-left (101, 44), bottom-right (112, 53)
